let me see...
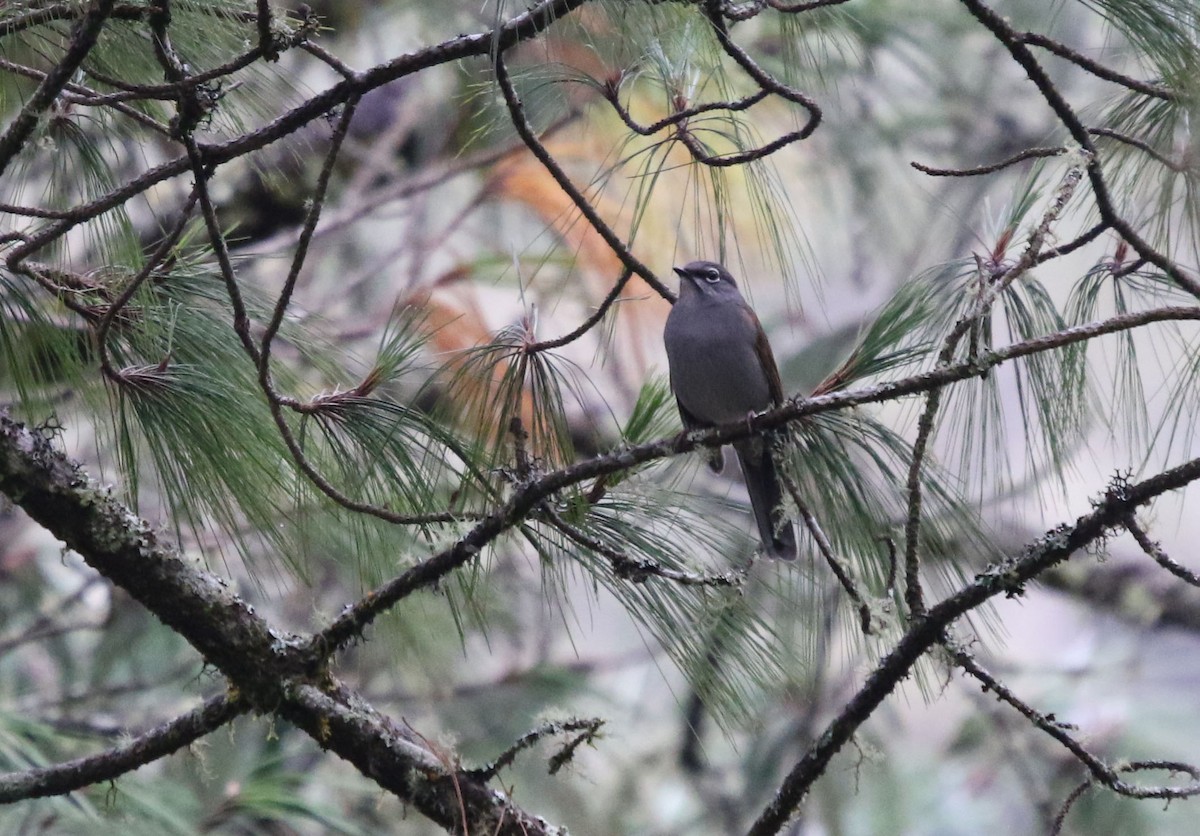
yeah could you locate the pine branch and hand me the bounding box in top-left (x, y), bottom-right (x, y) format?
top-left (4, 0), bottom-right (592, 268)
top-left (951, 642), bottom-right (1200, 801)
top-left (957, 0), bottom-right (1200, 301)
top-left (0, 0), bottom-right (117, 177)
top-left (314, 304), bottom-right (1200, 651)
top-left (494, 51), bottom-right (672, 300)
top-left (749, 462), bottom-right (1200, 834)
top-left (0, 694), bottom-right (245, 802)
top-left (0, 412), bottom-right (559, 834)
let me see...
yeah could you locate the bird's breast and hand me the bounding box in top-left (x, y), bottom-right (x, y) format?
top-left (664, 301), bottom-right (773, 425)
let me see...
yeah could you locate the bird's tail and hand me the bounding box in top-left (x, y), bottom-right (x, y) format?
top-left (736, 441), bottom-right (797, 560)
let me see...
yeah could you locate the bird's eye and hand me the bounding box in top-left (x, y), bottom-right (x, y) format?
top-left (704, 268), bottom-right (721, 283)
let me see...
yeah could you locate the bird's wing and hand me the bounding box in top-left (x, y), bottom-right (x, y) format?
top-left (746, 306), bottom-right (785, 405)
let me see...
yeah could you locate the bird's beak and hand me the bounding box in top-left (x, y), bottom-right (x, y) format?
top-left (672, 266), bottom-right (691, 286)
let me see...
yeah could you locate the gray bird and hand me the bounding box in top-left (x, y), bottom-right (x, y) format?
top-left (664, 260), bottom-right (797, 560)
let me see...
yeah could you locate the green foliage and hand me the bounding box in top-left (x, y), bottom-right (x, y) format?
top-left (1095, 89), bottom-right (1200, 255)
top-left (781, 408), bottom-right (1002, 659)
top-left (1074, 0), bottom-right (1200, 86)
top-left (815, 273), bottom-right (942, 389)
top-left (103, 266), bottom-right (301, 560)
top-left (4, 0), bottom-right (1200, 833)
top-left (622, 376), bottom-right (677, 445)
top-left (530, 478), bottom-right (789, 727)
top-left (435, 321), bottom-right (578, 468)
top-left (0, 714), bottom-right (375, 835)
top-left (0, 276), bottom-right (94, 410)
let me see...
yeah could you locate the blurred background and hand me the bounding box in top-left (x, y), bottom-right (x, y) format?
top-left (3, 0), bottom-right (1200, 833)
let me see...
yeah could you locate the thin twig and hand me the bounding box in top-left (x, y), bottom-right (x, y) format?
top-left (541, 503), bottom-right (745, 588)
top-left (0, 56), bottom-right (173, 135)
top-left (78, 47), bottom-right (266, 103)
top-left (695, 18), bottom-right (822, 166)
top-left (1089, 127), bottom-right (1188, 173)
top-left (900, 380), bottom-right (943, 621)
top-left (1051, 773), bottom-right (1096, 835)
top-left (605, 81), bottom-right (769, 137)
top-left (493, 52), bottom-right (672, 301)
top-left (1125, 513), bottom-right (1200, 587)
top-left (0, 694), bottom-right (245, 802)
top-left (0, 619), bottom-right (104, 655)
top-left (184, 136), bottom-right (261, 362)
top-left (523, 268), bottom-right (636, 354)
top-left (1051, 761), bottom-right (1200, 836)
top-left (951, 640), bottom-right (1200, 800)
top-left (1019, 31), bottom-right (1176, 101)
top-left (779, 470), bottom-right (874, 634)
top-left (0, 200), bottom-right (81, 220)
top-left (300, 41), bottom-right (358, 80)
top-left (911, 146), bottom-right (1066, 177)
top-left (1032, 221), bottom-right (1108, 267)
top-left (468, 718), bottom-right (605, 779)
top-left (94, 190), bottom-right (199, 382)
top-left (0, 576), bottom-right (104, 656)
top-left (259, 94), bottom-right (362, 369)
top-left (606, 67), bottom-right (812, 167)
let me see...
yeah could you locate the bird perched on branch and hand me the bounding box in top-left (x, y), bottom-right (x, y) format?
top-left (664, 260), bottom-right (797, 560)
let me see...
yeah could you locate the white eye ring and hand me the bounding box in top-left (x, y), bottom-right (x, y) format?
top-left (703, 269), bottom-right (721, 283)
